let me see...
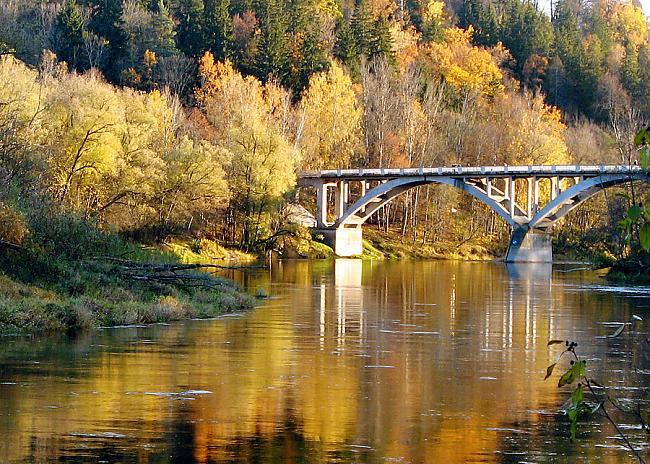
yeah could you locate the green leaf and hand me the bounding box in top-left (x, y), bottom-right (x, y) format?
top-left (635, 127), bottom-right (650, 147)
top-left (558, 360), bottom-right (586, 387)
top-left (629, 204), bottom-right (642, 221)
top-left (609, 324), bottom-right (626, 338)
top-left (643, 207), bottom-right (650, 221)
top-left (571, 384), bottom-right (584, 406)
top-left (618, 217), bottom-right (633, 233)
top-left (566, 385), bottom-right (585, 441)
top-left (640, 147), bottom-right (650, 170)
top-left (570, 418), bottom-right (578, 441)
top-left (640, 223), bottom-right (650, 252)
top-left (547, 340), bottom-right (565, 346)
top-left (545, 363), bottom-right (557, 380)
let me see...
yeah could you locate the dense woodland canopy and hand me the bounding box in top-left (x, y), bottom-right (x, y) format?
top-left (0, 0), bottom-right (648, 258)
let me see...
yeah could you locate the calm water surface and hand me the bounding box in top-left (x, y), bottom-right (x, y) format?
top-left (2, 260), bottom-right (650, 463)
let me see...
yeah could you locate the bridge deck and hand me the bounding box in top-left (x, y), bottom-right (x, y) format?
top-left (299, 165), bottom-right (644, 181)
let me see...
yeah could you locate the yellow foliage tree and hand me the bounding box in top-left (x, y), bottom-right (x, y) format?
top-left (609, 1), bottom-right (648, 48)
top-left (46, 72), bottom-right (124, 207)
top-left (422, 26), bottom-right (504, 97)
top-left (0, 56), bottom-right (48, 185)
top-left (196, 52), bottom-right (299, 248)
top-left (298, 62), bottom-right (362, 169)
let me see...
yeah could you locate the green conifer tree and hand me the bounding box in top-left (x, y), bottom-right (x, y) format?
top-left (150, 0), bottom-right (178, 56)
top-left (254, 0), bottom-right (290, 84)
top-left (89, 0), bottom-right (125, 79)
top-left (203, 0), bottom-right (234, 60)
top-left (350, 0), bottom-right (373, 57)
top-left (621, 41), bottom-right (641, 96)
top-left (293, 29), bottom-right (329, 93)
top-left (55, 0), bottom-right (86, 69)
top-left (369, 15), bottom-right (395, 64)
top-left (177, 0), bottom-right (206, 56)
top-left (334, 18), bottom-right (357, 65)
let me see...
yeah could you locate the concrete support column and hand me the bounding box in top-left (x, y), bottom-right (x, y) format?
top-left (486, 177), bottom-right (492, 197)
top-left (508, 177), bottom-right (516, 218)
top-left (335, 180), bottom-right (348, 220)
top-left (359, 181), bottom-right (367, 213)
top-left (316, 182), bottom-right (329, 228)
top-left (533, 177), bottom-right (539, 214)
top-left (526, 177), bottom-right (533, 219)
top-left (317, 226), bottom-right (363, 257)
top-left (551, 177), bottom-right (560, 200)
top-left (505, 227), bottom-right (553, 262)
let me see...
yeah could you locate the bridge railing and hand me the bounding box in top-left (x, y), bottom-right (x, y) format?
top-left (299, 165), bottom-right (644, 179)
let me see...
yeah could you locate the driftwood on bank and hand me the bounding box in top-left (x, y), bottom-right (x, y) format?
top-left (90, 256), bottom-right (264, 290)
top-left (97, 256), bottom-right (264, 271)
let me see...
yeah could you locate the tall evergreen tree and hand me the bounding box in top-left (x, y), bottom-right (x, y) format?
top-left (293, 29), bottom-right (329, 93)
top-left (89, 0), bottom-right (126, 79)
top-left (621, 41), bottom-right (640, 96)
top-left (254, 0), bottom-right (290, 84)
top-left (150, 0), bottom-right (178, 57)
top-left (334, 18), bottom-right (357, 65)
top-left (54, 0), bottom-right (86, 69)
top-left (369, 15), bottom-right (395, 64)
top-left (458, 0), bottom-right (483, 32)
top-left (552, 0), bottom-right (593, 111)
top-left (203, 0), bottom-right (234, 60)
top-left (350, 0), bottom-right (373, 57)
top-left (177, 0), bottom-right (206, 56)
top-left (501, 0), bottom-right (553, 74)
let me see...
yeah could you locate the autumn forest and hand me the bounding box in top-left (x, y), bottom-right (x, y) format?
top-left (0, 0), bottom-right (649, 261)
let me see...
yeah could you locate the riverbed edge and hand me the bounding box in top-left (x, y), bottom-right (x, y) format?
top-left (0, 240), bottom-right (258, 336)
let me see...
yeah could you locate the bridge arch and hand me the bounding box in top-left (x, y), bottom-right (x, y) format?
top-left (336, 172), bottom-right (648, 232)
top-left (336, 176), bottom-right (517, 228)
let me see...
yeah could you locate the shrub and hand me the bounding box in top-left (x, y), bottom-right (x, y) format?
top-left (0, 202), bottom-right (29, 245)
top-left (26, 208), bottom-right (124, 260)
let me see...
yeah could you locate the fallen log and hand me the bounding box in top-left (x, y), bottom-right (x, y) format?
top-left (94, 256), bottom-right (264, 271)
top-left (87, 256), bottom-right (262, 290)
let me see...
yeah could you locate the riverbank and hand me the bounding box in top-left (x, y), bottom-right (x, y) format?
top-left (359, 228), bottom-right (501, 260)
top-left (0, 239), bottom-right (257, 336)
top-left (606, 258), bottom-right (650, 284)
top-left (282, 226), bottom-right (502, 260)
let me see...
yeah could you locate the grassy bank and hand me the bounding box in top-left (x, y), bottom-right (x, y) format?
top-left (0, 208), bottom-right (257, 335)
top-left (360, 228), bottom-right (501, 260)
top-left (0, 246), bottom-right (256, 335)
top-left (605, 257), bottom-right (650, 284)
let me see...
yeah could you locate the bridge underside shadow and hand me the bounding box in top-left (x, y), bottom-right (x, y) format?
top-left (298, 166), bottom-right (648, 262)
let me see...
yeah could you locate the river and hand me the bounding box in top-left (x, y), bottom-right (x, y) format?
top-left (1, 260), bottom-right (650, 463)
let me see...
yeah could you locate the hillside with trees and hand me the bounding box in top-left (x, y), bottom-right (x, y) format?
top-left (0, 0), bottom-right (648, 265)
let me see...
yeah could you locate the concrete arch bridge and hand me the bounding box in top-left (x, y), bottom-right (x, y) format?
top-left (297, 165), bottom-right (648, 262)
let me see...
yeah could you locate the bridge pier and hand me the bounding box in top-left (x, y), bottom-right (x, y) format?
top-left (505, 228), bottom-right (553, 263)
top-left (316, 227), bottom-right (363, 257)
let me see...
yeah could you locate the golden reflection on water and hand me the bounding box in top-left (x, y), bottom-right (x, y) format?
top-left (0, 260), bottom-right (646, 463)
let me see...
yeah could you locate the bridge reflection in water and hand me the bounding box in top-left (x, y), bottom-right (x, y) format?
top-left (319, 259), bottom-right (557, 357)
top-left (1, 260), bottom-right (645, 463)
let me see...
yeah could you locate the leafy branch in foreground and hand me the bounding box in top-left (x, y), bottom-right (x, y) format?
top-left (546, 316), bottom-right (647, 464)
top-left (619, 128), bottom-right (650, 254)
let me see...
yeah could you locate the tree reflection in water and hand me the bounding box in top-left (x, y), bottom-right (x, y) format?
top-left (1, 260), bottom-right (649, 463)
